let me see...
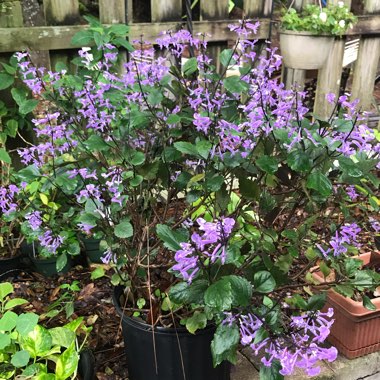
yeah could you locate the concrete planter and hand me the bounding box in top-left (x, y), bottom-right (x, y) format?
top-left (279, 30), bottom-right (334, 69)
top-left (312, 253), bottom-right (380, 359)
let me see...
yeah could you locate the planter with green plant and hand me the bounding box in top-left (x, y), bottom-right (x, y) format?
top-left (279, 2), bottom-right (357, 69)
top-left (4, 17), bottom-right (380, 379)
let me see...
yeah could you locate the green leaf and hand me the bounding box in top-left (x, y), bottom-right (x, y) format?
top-left (253, 271), bottom-right (276, 293)
top-left (130, 175), bottom-right (143, 187)
top-left (114, 219), bottom-right (134, 239)
top-left (259, 359), bottom-right (284, 380)
top-left (16, 313), bottom-right (39, 335)
top-left (19, 99), bottom-right (38, 115)
top-left (196, 140), bottom-right (212, 159)
top-left (55, 344), bottom-right (79, 380)
top-left (306, 293), bottom-right (326, 311)
top-left (0, 148), bottom-right (11, 164)
top-left (4, 298), bottom-right (28, 311)
top-left (56, 253), bottom-right (68, 273)
top-left (85, 134), bottom-right (109, 151)
top-left (71, 30), bottom-right (94, 46)
top-left (306, 172), bottom-right (332, 196)
top-left (220, 49), bottom-right (236, 67)
top-left (5, 119), bottom-right (18, 138)
top-left (223, 76), bottom-right (249, 94)
top-left (169, 279), bottom-right (209, 304)
top-left (186, 311), bottom-right (207, 334)
top-left (49, 327), bottom-right (76, 348)
top-left (91, 267), bottom-right (105, 280)
top-left (0, 311), bottom-right (17, 332)
top-left (239, 177), bottom-right (259, 200)
top-left (363, 295), bottom-right (376, 311)
top-left (204, 280), bottom-right (233, 312)
top-left (131, 151), bottom-right (145, 166)
top-left (287, 150), bottom-right (312, 172)
top-left (147, 87), bottom-right (163, 106)
top-left (335, 284), bottom-right (354, 298)
top-left (174, 141), bottom-right (199, 157)
top-left (156, 224), bottom-right (187, 251)
top-left (11, 350), bottom-right (30, 368)
top-left (182, 57), bottom-right (198, 76)
top-left (256, 156), bottom-right (278, 174)
top-left (0, 282), bottom-right (13, 301)
top-left (0, 332), bottom-right (11, 349)
top-left (0, 73), bottom-right (14, 90)
top-left (21, 325), bottom-right (52, 358)
top-left (205, 175), bottom-right (224, 192)
top-left (223, 275), bottom-right (252, 307)
top-left (211, 323), bottom-right (239, 366)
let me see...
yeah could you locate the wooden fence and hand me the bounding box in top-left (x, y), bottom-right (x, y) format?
top-left (0, 0), bottom-right (379, 118)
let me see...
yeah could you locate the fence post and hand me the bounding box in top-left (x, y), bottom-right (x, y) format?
top-left (151, 0), bottom-right (182, 22)
top-left (200, 0), bottom-right (229, 73)
top-left (351, 2), bottom-right (380, 111)
top-left (99, 0), bottom-right (126, 24)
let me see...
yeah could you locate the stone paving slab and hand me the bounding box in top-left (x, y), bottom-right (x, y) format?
top-left (232, 350), bottom-right (380, 380)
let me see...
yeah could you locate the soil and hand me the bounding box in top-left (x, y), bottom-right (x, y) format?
top-left (4, 261), bottom-right (129, 380)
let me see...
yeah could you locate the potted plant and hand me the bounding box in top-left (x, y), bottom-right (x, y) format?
top-left (279, 2), bottom-right (357, 69)
top-left (9, 18), bottom-right (380, 379)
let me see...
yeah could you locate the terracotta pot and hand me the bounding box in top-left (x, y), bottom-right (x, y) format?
top-left (279, 30), bottom-right (334, 70)
top-left (312, 253), bottom-right (380, 358)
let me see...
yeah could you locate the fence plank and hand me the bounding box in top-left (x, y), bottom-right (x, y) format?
top-left (43, 0), bottom-right (80, 25)
top-left (200, 0), bottom-right (229, 72)
top-left (0, 1), bottom-right (23, 27)
top-left (314, 39), bottom-right (345, 118)
top-left (245, 0), bottom-right (272, 17)
top-left (151, 0), bottom-right (181, 22)
top-left (99, 0), bottom-right (125, 23)
top-left (351, 1), bottom-right (380, 110)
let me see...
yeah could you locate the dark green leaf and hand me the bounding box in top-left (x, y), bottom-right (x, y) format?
top-left (253, 271), bottom-right (276, 293)
top-left (306, 171), bottom-right (332, 196)
top-left (204, 280), bottom-right (232, 311)
top-left (259, 359), bottom-right (284, 380)
top-left (223, 76), bottom-right (249, 94)
top-left (306, 293), bottom-right (326, 311)
top-left (220, 49), bottom-right (236, 67)
top-left (174, 141), bottom-right (199, 157)
top-left (287, 150), bottom-right (312, 172)
top-left (182, 57), bottom-right (198, 77)
top-left (71, 30), bottom-right (94, 46)
top-left (205, 175), bottom-right (224, 192)
top-left (335, 284), bottom-right (354, 298)
top-left (19, 99), bottom-right (39, 115)
top-left (196, 140), bottom-right (212, 159)
top-left (85, 134), bottom-right (109, 151)
top-left (256, 156), bottom-right (278, 174)
top-left (156, 224), bottom-right (186, 251)
top-left (0, 73), bottom-right (14, 90)
top-left (223, 275), bottom-right (252, 307)
top-left (169, 279), bottom-right (209, 304)
top-left (239, 177), bottom-right (259, 200)
top-left (211, 324), bottom-right (239, 366)
top-left (363, 295), bottom-right (376, 311)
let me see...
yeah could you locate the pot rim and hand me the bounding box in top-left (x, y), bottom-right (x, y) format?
top-left (279, 29), bottom-right (333, 38)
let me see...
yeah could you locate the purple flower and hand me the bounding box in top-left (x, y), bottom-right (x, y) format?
top-left (38, 230), bottom-right (64, 254)
top-left (25, 211), bottom-right (43, 231)
top-left (101, 248), bottom-right (114, 264)
top-left (172, 243), bottom-right (199, 283)
top-left (346, 185), bottom-right (358, 201)
top-left (239, 309), bottom-right (337, 377)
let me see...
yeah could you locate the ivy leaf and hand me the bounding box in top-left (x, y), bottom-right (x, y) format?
top-left (114, 219), bottom-right (134, 239)
top-left (55, 344), bottom-right (79, 380)
top-left (253, 271), bottom-right (276, 293)
top-left (211, 323), bottom-right (240, 366)
top-left (306, 171), bottom-right (332, 196)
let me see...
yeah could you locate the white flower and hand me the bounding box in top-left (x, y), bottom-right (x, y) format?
top-left (338, 1), bottom-right (344, 7)
top-left (339, 19), bottom-right (346, 28)
top-left (319, 12), bottom-right (327, 23)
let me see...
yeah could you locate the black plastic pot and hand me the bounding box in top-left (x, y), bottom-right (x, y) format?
top-left (78, 348), bottom-right (96, 380)
top-left (30, 255), bottom-right (72, 277)
top-left (83, 238), bottom-right (103, 263)
top-left (113, 286), bottom-right (230, 380)
top-left (0, 255), bottom-right (23, 280)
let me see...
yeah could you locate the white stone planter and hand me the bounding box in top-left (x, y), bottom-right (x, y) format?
top-left (279, 30), bottom-right (334, 70)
